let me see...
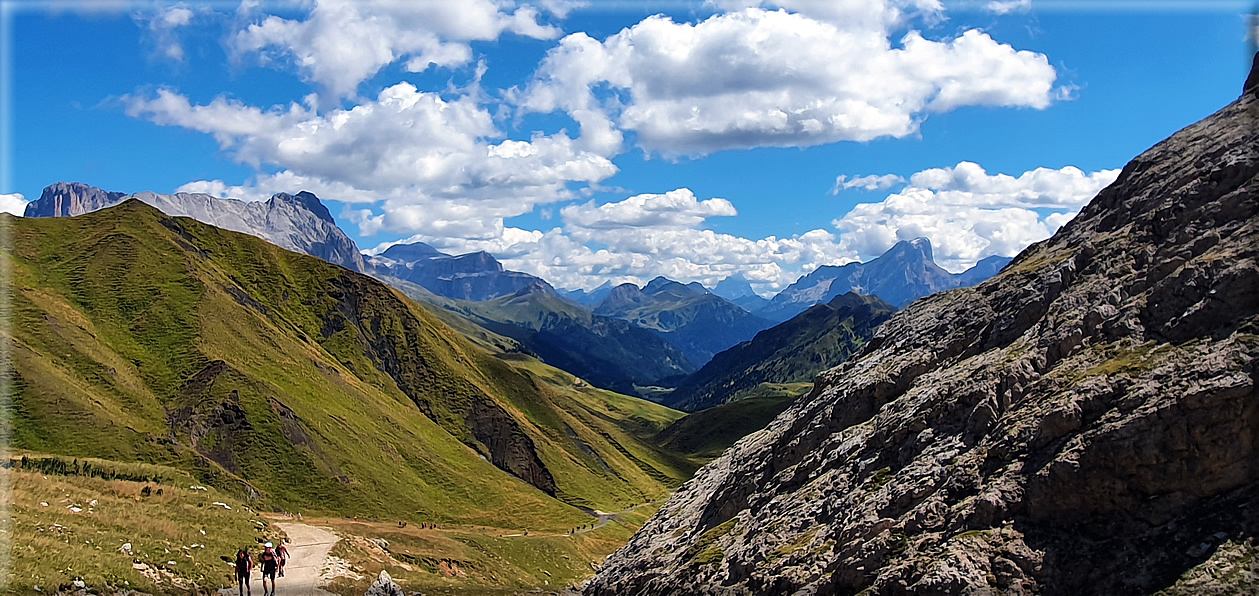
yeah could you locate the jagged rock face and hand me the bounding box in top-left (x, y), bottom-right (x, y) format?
top-left (24, 184), bottom-right (367, 272)
top-left (586, 75), bottom-right (1258, 594)
top-left (23, 182), bottom-right (128, 217)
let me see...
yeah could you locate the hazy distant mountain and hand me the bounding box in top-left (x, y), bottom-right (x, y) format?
top-left (386, 279), bottom-right (696, 395)
top-left (561, 281), bottom-right (615, 305)
top-left (594, 276), bottom-right (774, 366)
top-left (367, 241), bottom-right (554, 301)
top-left (25, 182), bottom-right (366, 272)
top-left (665, 292), bottom-right (895, 412)
top-left (757, 238), bottom-right (1011, 321)
top-left (714, 274), bottom-right (772, 313)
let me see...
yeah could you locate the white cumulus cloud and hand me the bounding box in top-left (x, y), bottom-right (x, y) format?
top-left (833, 162), bottom-right (1119, 271)
top-left (126, 83), bottom-right (618, 240)
top-left (519, 5), bottom-right (1059, 156)
top-left (0, 193), bottom-right (28, 216)
top-left (561, 188), bottom-right (737, 230)
top-left (233, 0), bottom-right (563, 99)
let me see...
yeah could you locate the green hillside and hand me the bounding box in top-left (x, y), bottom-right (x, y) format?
top-left (665, 292), bottom-right (895, 412)
top-left (654, 384), bottom-right (810, 460)
top-left (3, 201), bottom-right (693, 529)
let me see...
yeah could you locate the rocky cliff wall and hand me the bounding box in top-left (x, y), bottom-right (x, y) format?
top-left (586, 61), bottom-right (1259, 596)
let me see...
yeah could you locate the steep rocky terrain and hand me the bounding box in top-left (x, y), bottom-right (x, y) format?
top-left (586, 64), bottom-right (1259, 594)
top-left (595, 277), bottom-right (774, 366)
top-left (759, 238), bottom-right (1010, 322)
top-left (25, 182), bottom-right (367, 272)
top-left (368, 241), bottom-right (553, 301)
top-left (5, 201), bottom-right (694, 526)
top-left (665, 292), bottom-right (895, 412)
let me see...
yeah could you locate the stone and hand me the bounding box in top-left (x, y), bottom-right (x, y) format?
top-left (585, 58), bottom-right (1259, 596)
top-left (365, 570), bottom-right (406, 596)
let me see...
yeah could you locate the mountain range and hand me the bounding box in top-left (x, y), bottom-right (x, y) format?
top-left (585, 56), bottom-right (1259, 596)
top-left (384, 277), bottom-right (698, 395)
top-left (755, 237), bottom-right (1012, 322)
top-left (593, 277), bottom-right (774, 367)
top-left (367, 241), bottom-right (554, 301)
top-left (23, 182), bottom-right (1012, 410)
top-left (664, 292), bottom-right (896, 412)
top-left (25, 182), bottom-right (366, 272)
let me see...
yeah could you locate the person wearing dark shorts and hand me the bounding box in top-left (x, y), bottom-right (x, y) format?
top-left (277, 542), bottom-right (289, 577)
top-left (234, 549), bottom-right (252, 596)
top-left (259, 542), bottom-right (280, 596)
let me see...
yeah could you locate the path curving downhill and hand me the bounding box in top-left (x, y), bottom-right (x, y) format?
top-left (243, 523), bottom-right (339, 596)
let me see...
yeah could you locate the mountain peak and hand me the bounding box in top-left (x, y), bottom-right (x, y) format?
top-left (270, 191), bottom-right (335, 223)
top-left (888, 236), bottom-right (933, 262)
top-left (26, 182), bottom-right (128, 217)
top-left (643, 276), bottom-right (707, 297)
top-left (714, 275), bottom-right (758, 300)
top-left (380, 241), bottom-right (445, 262)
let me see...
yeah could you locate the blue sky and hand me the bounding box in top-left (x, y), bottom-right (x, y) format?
top-left (3, 0), bottom-right (1255, 292)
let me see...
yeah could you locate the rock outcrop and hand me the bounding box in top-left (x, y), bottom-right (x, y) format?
top-left (364, 570), bottom-right (405, 596)
top-left (586, 63), bottom-right (1259, 594)
top-left (25, 183), bottom-right (367, 272)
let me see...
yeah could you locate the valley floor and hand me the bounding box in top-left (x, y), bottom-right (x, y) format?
top-left (3, 453), bottom-right (658, 595)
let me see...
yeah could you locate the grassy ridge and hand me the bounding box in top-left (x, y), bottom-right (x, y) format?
top-left (4, 202), bottom-right (690, 531)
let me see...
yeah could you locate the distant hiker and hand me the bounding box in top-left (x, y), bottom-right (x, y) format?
top-left (234, 548), bottom-right (252, 596)
top-left (259, 542), bottom-right (280, 596)
top-left (277, 541), bottom-right (289, 578)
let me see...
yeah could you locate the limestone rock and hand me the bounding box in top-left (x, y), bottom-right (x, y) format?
top-left (24, 184), bottom-right (366, 272)
top-left (586, 60), bottom-right (1259, 595)
top-left (365, 570), bottom-right (405, 596)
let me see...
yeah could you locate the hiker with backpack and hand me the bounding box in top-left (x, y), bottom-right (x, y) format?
top-left (259, 542), bottom-right (281, 595)
top-left (277, 541), bottom-right (290, 578)
top-left (234, 549), bottom-right (253, 596)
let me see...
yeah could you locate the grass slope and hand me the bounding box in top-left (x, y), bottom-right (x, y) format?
top-left (4, 202), bottom-right (691, 532)
top-left (654, 384), bottom-right (809, 460)
top-left (665, 292), bottom-right (895, 412)
top-left (6, 453), bottom-right (283, 594)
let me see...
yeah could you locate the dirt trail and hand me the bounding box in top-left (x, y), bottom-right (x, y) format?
top-left (242, 523), bottom-right (339, 596)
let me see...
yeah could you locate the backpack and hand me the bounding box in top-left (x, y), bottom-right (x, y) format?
top-left (236, 552), bottom-right (251, 573)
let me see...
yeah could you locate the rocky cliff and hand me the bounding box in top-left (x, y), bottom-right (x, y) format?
top-left (25, 183), bottom-right (367, 272)
top-left (586, 64), bottom-right (1258, 594)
